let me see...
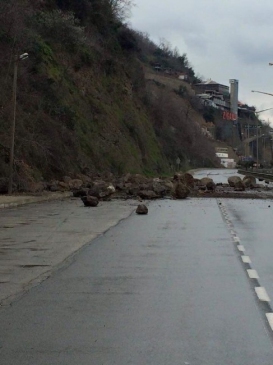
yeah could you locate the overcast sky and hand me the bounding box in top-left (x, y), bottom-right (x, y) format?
top-left (130, 0), bottom-right (273, 125)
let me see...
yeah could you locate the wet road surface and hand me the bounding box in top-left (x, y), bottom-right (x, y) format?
top-left (1, 196), bottom-right (273, 364)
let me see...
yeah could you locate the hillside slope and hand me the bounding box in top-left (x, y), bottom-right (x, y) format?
top-left (0, 1), bottom-right (218, 191)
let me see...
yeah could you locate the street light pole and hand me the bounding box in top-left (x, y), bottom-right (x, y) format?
top-left (8, 53), bottom-right (28, 194)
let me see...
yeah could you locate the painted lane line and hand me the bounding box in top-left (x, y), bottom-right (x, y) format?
top-left (266, 313), bottom-right (273, 331)
top-left (241, 256), bottom-right (252, 264)
top-left (233, 236), bottom-right (240, 243)
top-left (237, 245), bottom-right (245, 252)
top-left (247, 269), bottom-right (259, 279)
top-left (255, 287), bottom-right (271, 302)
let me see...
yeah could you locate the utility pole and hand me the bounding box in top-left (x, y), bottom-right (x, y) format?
top-left (8, 53), bottom-right (28, 194)
top-left (256, 123), bottom-right (259, 166)
top-left (8, 55), bottom-right (18, 194)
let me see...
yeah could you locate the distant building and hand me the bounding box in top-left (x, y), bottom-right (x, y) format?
top-left (178, 74), bottom-right (188, 81)
top-left (194, 79), bottom-right (230, 97)
top-left (196, 92), bottom-right (230, 110)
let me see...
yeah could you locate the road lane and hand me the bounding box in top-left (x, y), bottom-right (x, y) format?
top-left (222, 198), bottom-right (273, 303)
top-left (0, 198), bottom-right (136, 304)
top-left (193, 168), bottom-right (273, 186)
top-left (0, 198), bottom-right (272, 364)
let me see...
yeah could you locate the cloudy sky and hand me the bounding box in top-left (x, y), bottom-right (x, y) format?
top-left (130, 0), bottom-right (273, 125)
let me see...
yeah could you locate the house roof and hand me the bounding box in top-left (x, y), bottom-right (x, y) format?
top-left (196, 79), bottom-right (229, 87)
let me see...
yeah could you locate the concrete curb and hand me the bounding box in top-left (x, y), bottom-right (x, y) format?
top-left (0, 192), bottom-right (72, 209)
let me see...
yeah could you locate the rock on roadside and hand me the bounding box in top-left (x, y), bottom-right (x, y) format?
top-left (136, 204), bottom-right (148, 214)
top-left (172, 182), bottom-right (190, 199)
top-left (228, 176), bottom-right (242, 187)
top-left (81, 196), bottom-right (99, 207)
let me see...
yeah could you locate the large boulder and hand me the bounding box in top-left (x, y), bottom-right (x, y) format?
top-left (163, 180), bottom-right (174, 192)
top-left (152, 179), bottom-right (171, 197)
top-left (206, 180), bottom-right (216, 191)
top-left (88, 181), bottom-right (115, 200)
top-left (125, 173), bottom-right (149, 185)
top-left (172, 182), bottom-right (190, 199)
top-left (234, 180), bottom-right (245, 191)
top-left (136, 204), bottom-right (148, 215)
top-left (173, 173), bottom-right (194, 188)
top-left (228, 176), bottom-right (242, 187)
top-left (58, 181), bottom-right (70, 191)
top-left (81, 195), bottom-right (99, 207)
top-left (200, 177), bottom-right (214, 188)
top-left (68, 179), bottom-right (83, 190)
top-left (138, 190), bottom-right (158, 199)
top-left (182, 173), bottom-right (195, 188)
top-left (243, 175), bottom-right (256, 188)
top-left (48, 180), bottom-right (60, 192)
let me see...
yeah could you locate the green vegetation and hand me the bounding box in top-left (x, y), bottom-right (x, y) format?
top-left (0, 0), bottom-right (219, 190)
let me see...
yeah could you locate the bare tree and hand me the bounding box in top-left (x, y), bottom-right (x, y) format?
top-left (108, 0), bottom-right (135, 21)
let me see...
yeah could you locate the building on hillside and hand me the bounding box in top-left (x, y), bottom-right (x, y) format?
top-left (196, 92), bottom-right (230, 110)
top-left (178, 73), bottom-right (188, 81)
top-left (194, 79), bottom-right (230, 98)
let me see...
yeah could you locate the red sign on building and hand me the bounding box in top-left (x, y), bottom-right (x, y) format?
top-left (222, 111), bottom-right (237, 121)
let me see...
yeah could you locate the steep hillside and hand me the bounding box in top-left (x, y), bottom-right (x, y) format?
top-left (0, 1), bottom-right (218, 192)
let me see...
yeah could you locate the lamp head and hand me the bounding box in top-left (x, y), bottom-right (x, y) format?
top-left (19, 53), bottom-right (29, 60)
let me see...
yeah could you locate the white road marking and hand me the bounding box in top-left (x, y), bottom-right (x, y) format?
top-left (247, 269), bottom-right (259, 279)
top-left (255, 287), bottom-right (271, 302)
top-left (218, 203), bottom-right (273, 322)
top-left (237, 245), bottom-right (245, 252)
top-left (266, 313), bottom-right (273, 331)
top-left (241, 256), bottom-right (252, 264)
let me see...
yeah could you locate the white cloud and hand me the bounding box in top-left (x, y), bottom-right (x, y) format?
top-left (131, 0), bottom-right (273, 124)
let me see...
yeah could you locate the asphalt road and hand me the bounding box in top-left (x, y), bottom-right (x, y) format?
top-left (193, 168), bottom-right (273, 186)
top-left (0, 198), bottom-right (136, 304)
top-left (1, 187), bottom-right (273, 364)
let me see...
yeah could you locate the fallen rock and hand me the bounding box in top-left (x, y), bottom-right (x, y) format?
top-left (172, 182), bottom-right (190, 199)
top-left (206, 181), bottom-right (216, 191)
top-left (81, 195), bottom-right (99, 207)
top-left (48, 180), bottom-right (59, 192)
top-left (126, 174), bottom-right (149, 185)
top-left (138, 190), bottom-right (158, 199)
top-left (136, 204), bottom-right (148, 214)
top-left (200, 177), bottom-right (214, 187)
top-left (173, 173), bottom-right (194, 188)
top-left (88, 181), bottom-right (115, 200)
top-left (68, 179), bottom-right (83, 190)
top-left (243, 175), bottom-right (256, 188)
top-left (228, 176), bottom-right (242, 187)
top-left (234, 180), bottom-right (245, 191)
top-left (182, 173), bottom-right (195, 188)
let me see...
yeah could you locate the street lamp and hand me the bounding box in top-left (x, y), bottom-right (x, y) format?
top-left (8, 52), bottom-right (29, 194)
top-left (251, 90), bottom-right (273, 97)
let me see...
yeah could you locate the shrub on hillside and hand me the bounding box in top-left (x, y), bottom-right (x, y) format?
top-left (117, 26), bottom-right (138, 51)
top-left (31, 10), bottom-right (86, 51)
